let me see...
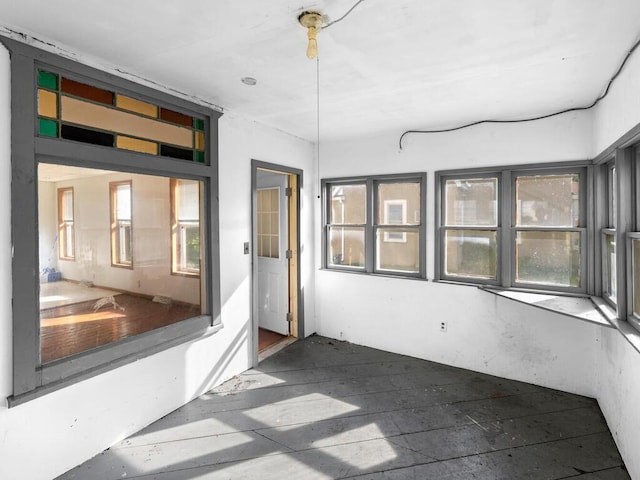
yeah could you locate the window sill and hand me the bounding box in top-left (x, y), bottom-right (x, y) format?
top-left (590, 297), bottom-right (640, 355)
top-left (7, 321), bottom-right (223, 408)
top-left (319, 267), bottom-right (427, 282)
top-left (480, 287), bottom-right (613, 328)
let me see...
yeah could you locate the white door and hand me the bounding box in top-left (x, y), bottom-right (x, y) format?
top-left (256, 171), bottom-right (289, 335)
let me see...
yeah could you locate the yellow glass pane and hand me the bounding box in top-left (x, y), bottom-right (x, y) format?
top-left (270, 237), bottom-right (279, 258)
top-left (116, 94), bottom-right (158, 118)
top-left (61, 96), bottom-right (192, 148)
top-left (38, 89), bottom-right (57, 118)
top-left (195, 131), bottom-right (205, 150)
top-left (116, 135), bottom-right (158, 155)
top-left (270, 212), bottom-right (279, 234)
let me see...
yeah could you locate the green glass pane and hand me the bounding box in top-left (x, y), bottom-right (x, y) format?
top-left (38, 71), bottom-right (58, 90)
top-left (195, 151), bottom-right (205, 163)
top-left (38, 118), bottom-right (58, 137)
top-left (194, 118), bottom-right (205, 131)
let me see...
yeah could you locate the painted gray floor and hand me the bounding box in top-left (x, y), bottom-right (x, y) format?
top-left (58, 335), bottom-right (629, 480)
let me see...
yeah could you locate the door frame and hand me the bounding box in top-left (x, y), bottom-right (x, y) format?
top-left (251, 159), bottom-right (304, 366)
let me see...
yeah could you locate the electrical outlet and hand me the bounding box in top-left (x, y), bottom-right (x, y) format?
top-left (440, 321), bottom-right (447, 332)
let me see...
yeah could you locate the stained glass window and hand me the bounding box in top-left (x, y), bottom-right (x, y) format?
top-left (37, 70), bottom-right (206, 163)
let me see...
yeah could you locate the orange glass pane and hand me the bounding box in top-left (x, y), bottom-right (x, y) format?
top-left (160, 108), bottom-right (193, 127)
top-left (116, 135), bottom-right (158, 155)
top-left (61, 77), bottom-right (114, 105)
top-left (61, 96), bottom-right (192, 148)
top-left (195, 131), bottom-right (205, 150)
top-left (38, 89), bottom-right (58, 118)
top-left (116, 94), bottom-right (158, 118)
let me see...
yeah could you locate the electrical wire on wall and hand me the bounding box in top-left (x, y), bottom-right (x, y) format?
top-left (398, 34), bottom-right (640, 151)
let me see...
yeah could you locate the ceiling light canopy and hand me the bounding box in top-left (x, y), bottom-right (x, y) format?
top-left (298, 11), bottom-right (323, 59)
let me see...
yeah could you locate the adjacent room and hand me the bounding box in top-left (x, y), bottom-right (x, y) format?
top-left (0, 1), bottom-right (640, 479)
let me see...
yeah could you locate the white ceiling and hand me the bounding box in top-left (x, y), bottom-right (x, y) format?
top-left (2, 1), bottom-right (640, 142)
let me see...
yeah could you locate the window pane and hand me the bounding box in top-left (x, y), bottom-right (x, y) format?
top-left (172, 179), bottom-right (201, 274)
top-left (328, 226), bottom-right (364, 268)
top-left (116, 183), bottom-right (131, 220)
top-left (515, 231), bottom-right (580, 287)
top-left (39, 164), bottom-right (204, 364)
top-left (377, 182), bottom-right (420, 225)
top-left (610, 167), bottom-right (617, 229)
top-left (604, 233), bottom-right (617, 303)
top-left (257, 187), bottom-right (280, 259)
top-left (376, 228), bottom-right (419, 273)
top-left (633, 239), bottom-right (640, 317)
top-left (445, 178), bottom-right (497, 226)
top-left (444, 229), bottom-right (497, 279)
top-left (330, 184), bottom-right (365, 224)
top-left (515, 174), bottom-right (580, 227)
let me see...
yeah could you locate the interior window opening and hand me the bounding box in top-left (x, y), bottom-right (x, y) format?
top-left (39, 163), bottom-right (205, 364)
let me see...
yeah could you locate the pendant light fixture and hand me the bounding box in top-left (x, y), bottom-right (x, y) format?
top-left (298, 11), bottom-right (323, 59)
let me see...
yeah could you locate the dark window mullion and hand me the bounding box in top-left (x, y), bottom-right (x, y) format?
top-left (365, 178), bottom-right (375, 273)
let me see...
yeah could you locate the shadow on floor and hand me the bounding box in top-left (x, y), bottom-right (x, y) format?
top-left (57, 335), bottom-right (630, 480)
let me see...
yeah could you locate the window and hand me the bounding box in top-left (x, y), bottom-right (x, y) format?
top-left (442, 176), bottom-right (498, 281)
top-left (110, 181), bottom-right (132, 267)
top-left (437, 164), bottom-right (587, 293)
top-left (596, 146), bottom-right (639, 330)
top-left (513, 173), bottom-right (582, 288)
top-left (323, 173), bottom-right (426, 278)
top-left (602, 163), bottom-right (617, 305)
top-left (257, 187), bottom-right (280, 259)
top-left (171, 179), bottom-right (201, 275)
top-left (6, 38), bottom-right (221, 404)
top-left (57, 187), bottom-right (75, 260)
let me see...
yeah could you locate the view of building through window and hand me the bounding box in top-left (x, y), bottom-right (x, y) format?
top-left (325, 175), bottom-right (425, 277)
top-left (514, 174), bottom-right (581, 287)
top-left (439, 169), bottom-right (584, 290)
top-left (39, 164), bottom-right (204, 363)
top-left (443, 177), bottom-right (498, 279)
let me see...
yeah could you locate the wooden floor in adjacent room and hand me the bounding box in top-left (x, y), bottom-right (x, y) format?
top-left (258, 327), bottom-right (287, 352)
top-left (41, 290), bottom-right (200, 363)
top-left (58, 335), bottom-right (629, 479)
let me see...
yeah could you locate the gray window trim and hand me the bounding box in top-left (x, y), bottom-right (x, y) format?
top-left (436, 161), bottom-right (590, 294)
top-left (595, 148), bottom-right (634, 322)
top-left (435, 171), bottom-right (502, 285)
top-left (322, 172), bottom-right (427, 279)
top-left (2, 37), bottom-right (222, 405)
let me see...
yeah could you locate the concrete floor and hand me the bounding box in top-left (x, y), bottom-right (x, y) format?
top-left (58, 335), bottom-right (629, 479)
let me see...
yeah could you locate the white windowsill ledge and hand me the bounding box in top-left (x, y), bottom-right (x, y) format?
top-left (480, 287), bottom-right (613, 328)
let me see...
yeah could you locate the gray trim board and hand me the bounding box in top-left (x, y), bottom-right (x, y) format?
top-left (251, 159), bottom-right (305, 367)
top-left (3, 36), bottom-right (223, 404)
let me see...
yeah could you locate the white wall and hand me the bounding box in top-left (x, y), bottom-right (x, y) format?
top-left (591, 45), bottom-right (640, 480)
top-left (0, 43), bottom-right (316, 480)
top-left (42, 172), bottom-right (199, 305)
top-left (316, 111), bottom-right (599, 397)
top-left (592, 42), bottom-right (640, 156)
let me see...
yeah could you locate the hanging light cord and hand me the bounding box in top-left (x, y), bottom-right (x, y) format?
top-left (316, 55), bottom-right (321, 199)
top-left (399, 34), bottom-right (640, 150)
top-left (323, 0), bottom-right (366, 29)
